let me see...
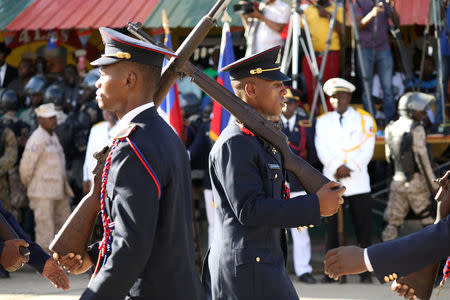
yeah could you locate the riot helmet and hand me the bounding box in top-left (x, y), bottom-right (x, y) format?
top-left (81, 73), bottom-right (99, 90)
top-left (398, 92), bottom-right (435, 118)
top-left (0, 88), bottom-right (19, 111)
top-left (24, 74), bottom-right (48, 96)
top-left (44, 84), bottom-right (65, 107)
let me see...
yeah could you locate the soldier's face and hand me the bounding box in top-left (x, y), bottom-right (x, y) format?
top-left (96, 63), bottom-right (128, 115)
top-left (38, 116), bottom-right (57, 133)
top-left (251, 78), bottom-right (287, 118)
top-left (330, 92), bottom-right (351, 114)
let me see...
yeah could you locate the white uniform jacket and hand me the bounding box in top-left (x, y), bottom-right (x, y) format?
top-left (315, 107), bottom-right (376, 196)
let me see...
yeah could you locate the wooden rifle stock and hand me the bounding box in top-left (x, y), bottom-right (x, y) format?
top-left (130, 0), bottom-right (231, 108)
top-left (49, 146), bottom-right (110, 255)
top-left (397, 171), bottom-right (450, 300)
top-left (180, 63), bottom-right (329, 193)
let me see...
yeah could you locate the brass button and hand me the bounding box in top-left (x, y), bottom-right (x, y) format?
top-left (384, 276), bottom-right (389, 283)
top-left (256, 257), bottom-right (261, 263)
top-left (393, 273), bottom-right (398, 280)
top-left (274, 174), bottom-right (278, 179)
top-left (272, 148), bottom-right (277, 154)
top-left (389, 274), bottom-right (394, 281)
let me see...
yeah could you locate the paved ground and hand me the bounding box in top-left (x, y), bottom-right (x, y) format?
top-left (0, 266), bottom-right (449, 300)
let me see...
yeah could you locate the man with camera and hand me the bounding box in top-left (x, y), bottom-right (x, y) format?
top-left (237, 0), bottom-right (290, 56)
top-left (354, 0), bottom-right (400, 122)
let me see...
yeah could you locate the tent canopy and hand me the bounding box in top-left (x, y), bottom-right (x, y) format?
top-left (2, 0), bottom-right (435, 31)
top-left (5, 0), bottom-right (159, 31)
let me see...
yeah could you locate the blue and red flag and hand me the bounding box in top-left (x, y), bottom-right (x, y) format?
top-left (210, 22), bottom-right (235, 141)
top-left (48, 30), bottom-right (61, 50)
top-left (158, 25), bottom-right (183, 138)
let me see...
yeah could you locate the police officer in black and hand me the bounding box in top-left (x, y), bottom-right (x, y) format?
top-left (203, 46), bottom-right (345, 299)
top-left (54, 27), bottom-right (204, 300)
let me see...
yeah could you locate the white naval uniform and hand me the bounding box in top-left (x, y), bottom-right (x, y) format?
top-left (315, 106), bottom-right (376, 196)
top-left (82, 121), bottom-right (118, 184)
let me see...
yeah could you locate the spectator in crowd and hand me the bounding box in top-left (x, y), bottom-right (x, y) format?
top-left (82, 110), bottom-right (118, 195)
top-left (19, 74), bottom-right (47, 130)
top-left (0, 118), bottom-right (18, 214)
top-left (43, 84), bottom-right (68, 125)
top-left (240, 0), bottom-right (290, 56)
top-left (302, 0), bottom-right (344, 112)
top-left (382, 92), bottom-right (438, 242)
top-left (0, 199), bottom-right (69, 289)
top-left (19, 103), bottom-right (73, 251)
top-left (60, 64), bottom-right (80, 111)
top-left (8, 58), bottom-right (35, 106)
top-left (355, 0), bottom-right (399, 122)
top-left (315, 78), bottom-right (376, 283)
top-left (0, 89), bottom-right (31, 229)
top-left (0, 111), bottom-right (19, 278)
top-left (439, 0), bottom-right (449, 126)
top-left (188, 103), bottom-right (214, 246)
top-left (407, 55), bottom-right (438, 126)
top-left (280, 87), bottom-right (319, 284)
top-left (0, 42), bottom-right (17, 88)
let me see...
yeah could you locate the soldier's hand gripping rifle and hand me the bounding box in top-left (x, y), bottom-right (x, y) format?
top-left (0, 213), bottom-right (30, 258)
top-left (397, 170), bottom-right (450, 300)
top-left (49, 0), bottom-right (232, 257)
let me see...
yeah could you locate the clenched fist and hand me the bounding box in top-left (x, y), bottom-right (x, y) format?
top-left (0, 239), bottom-right (29, 272)
top-left (316, 181), bottom-right (345, 217)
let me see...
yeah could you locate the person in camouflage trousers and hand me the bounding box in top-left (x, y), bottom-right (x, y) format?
top-left (382, 92), bottom-right (439, 241)
top-left (0, 123), bottom-right (18, 213)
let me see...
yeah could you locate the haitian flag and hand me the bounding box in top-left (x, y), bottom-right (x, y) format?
top-left (158, 18), bottom-right (183, 138)
top-left (48, 30), bottom-right (60, 50)
top-left (209, 22), bottom-right (235, 141)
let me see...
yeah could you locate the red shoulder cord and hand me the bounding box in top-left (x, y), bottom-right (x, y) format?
top-left (288, 126), bottom-right (307, 159)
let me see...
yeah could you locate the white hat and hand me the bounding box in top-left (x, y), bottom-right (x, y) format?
top-left (323, 78), bottom-right (356, 96)
top-left (35, 103), bottom-right (57, 118)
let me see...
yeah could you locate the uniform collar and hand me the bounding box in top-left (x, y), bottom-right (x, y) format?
top-left (115, 102), bottom-right (154, 134)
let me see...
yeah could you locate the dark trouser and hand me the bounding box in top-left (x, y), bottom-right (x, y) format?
top-left (324, 193), bottom-right (372, 252)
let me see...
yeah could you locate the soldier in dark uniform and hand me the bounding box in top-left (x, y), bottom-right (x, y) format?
top-left (0, 197), bottom-right (69, 287)
top-left (203, 46), bottom-right (345, 299)
top-left (55, 27), bottom-right (204, 300)
top-left (280, 87), bottom-right (319, 283)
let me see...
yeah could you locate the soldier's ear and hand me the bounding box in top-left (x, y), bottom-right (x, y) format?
top-left (244, 82), bottom-right (257, 99)
top-left (125, 71), bottom-right (137, 89)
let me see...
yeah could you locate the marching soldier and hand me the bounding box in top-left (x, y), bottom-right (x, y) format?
top-left (203, 46), bottom-right (345, 299)
top-left (280, 87), bottom-right (318, 284)
top-left (382, 92), bottom-right (439, 241)
top-left (54, 27), bottom-right (204, 300)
